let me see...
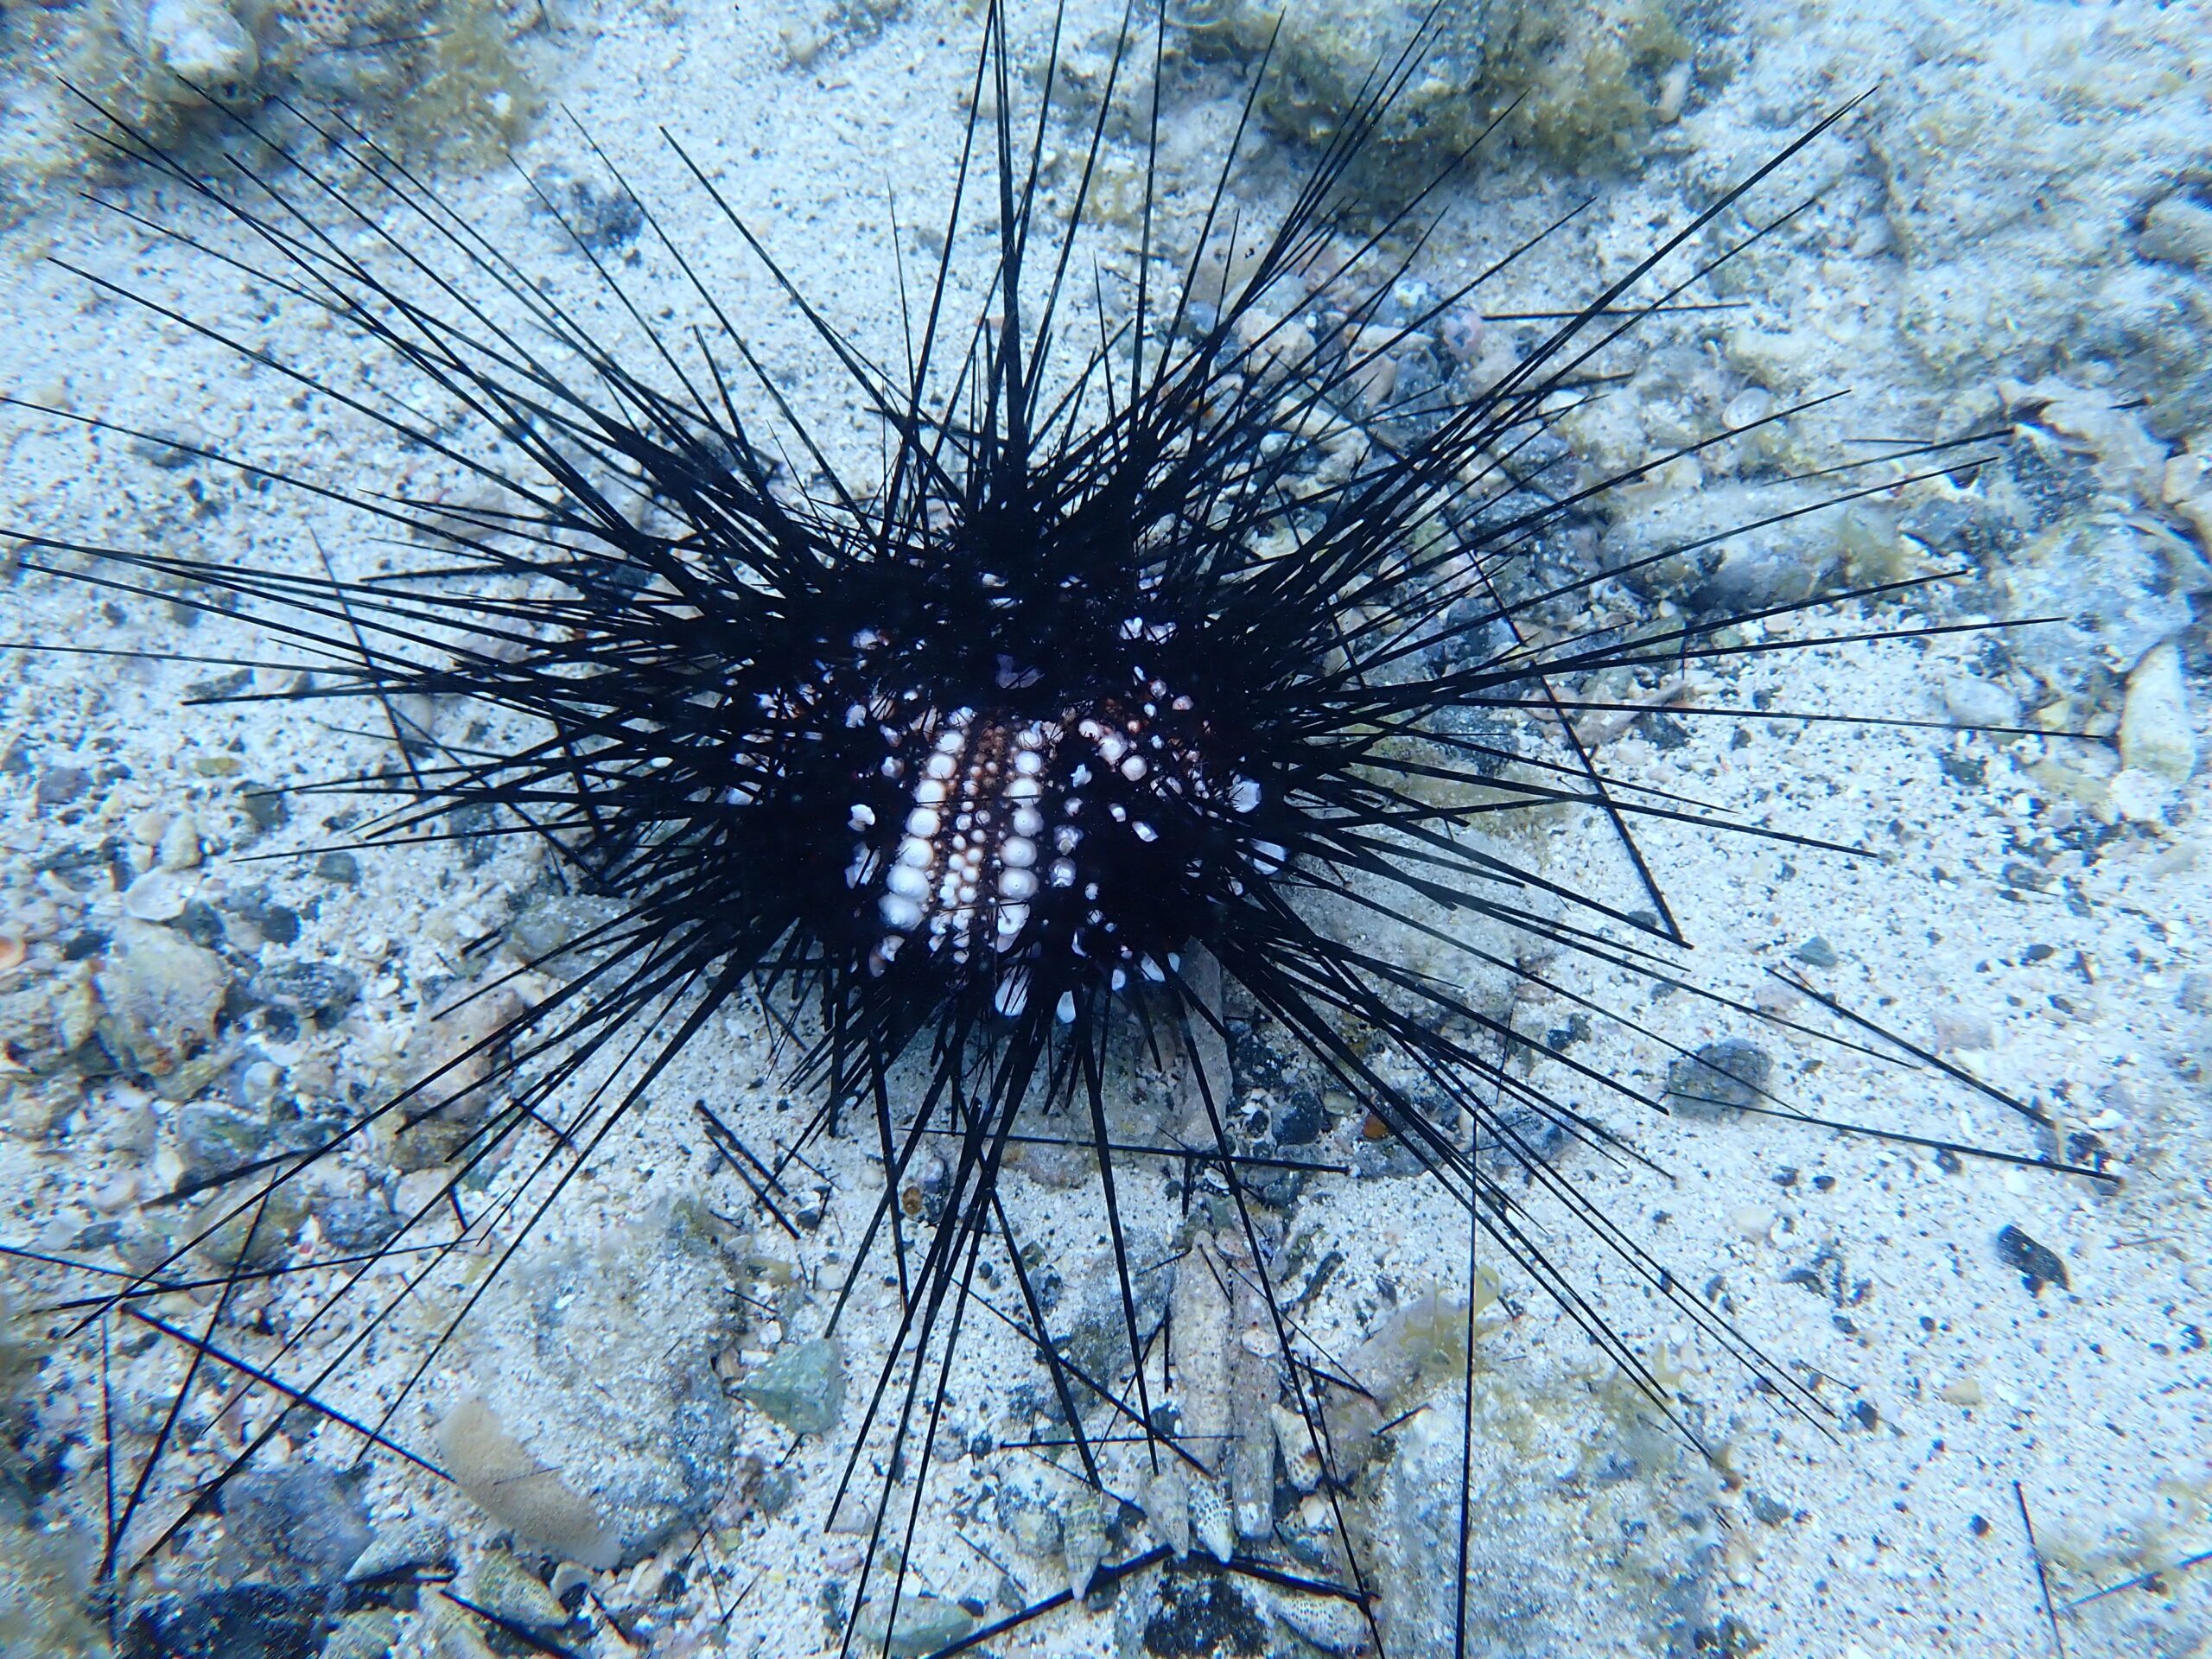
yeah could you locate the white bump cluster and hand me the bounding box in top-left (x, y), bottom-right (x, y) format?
top-left (851, 632), bottom-right (1267, 1006)
top-left (869, 709), bottom-right (1061, 966)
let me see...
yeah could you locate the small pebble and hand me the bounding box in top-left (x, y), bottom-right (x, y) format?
top-left (1791, 936), bottom-right (1838, 968)
top-left (320, 1608), bottom-right (401, 1659)
top-left (2140, 194), bottom-right (2212, 269)
top-left (247, 960), bottom-right (362, 1021)
top-left (1942, 677), bottom-right (2019, 729)
top-left (854, 1592), bottom-right (978, 1657)
top-left (315, 850), bottom-right (361, 884)
top-left (1664, 1038), bottom-right (1772, 1119)
top-left (1729, 1206), bottom-right (1774, 1244)
top-left (1994, 1224), bottom-right (2069, 1296)
top-left (238, 783), bottom-right (289, 832)
top-left (121, 868), bottom-right (193, 923)
top-left (343, 1518), bottom-right (455, 1585)
top-left (464, 1550), bottom-right (570, 1630)
top-left (739, 1336), bottom-right (845, 1435)
top-left (2119, 642), bottom-right (2196, 783)
top-left (157, 811), bottom-right (203, 871)
top-left (35, 766), bottom-right (91, 807)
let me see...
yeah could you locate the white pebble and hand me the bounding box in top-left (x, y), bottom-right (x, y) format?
top-left (2120, 642), bottom-right (2196, 782)
top-left (121, 868), bottom-right (191, 922)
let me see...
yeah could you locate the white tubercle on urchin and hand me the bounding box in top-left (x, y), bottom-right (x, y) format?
top-left (860, 650), bottom-right (1244, 994)
top-left (870, 706), bottom-right (1061, 965)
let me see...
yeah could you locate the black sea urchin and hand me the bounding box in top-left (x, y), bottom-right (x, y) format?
top-left (0, 5), bottom-right (2121, 1656)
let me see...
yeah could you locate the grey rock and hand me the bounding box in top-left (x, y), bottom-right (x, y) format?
top-left (34, 766), bottom-right (91, 807)
top-left (313, 852), bottom-right (360, 885)
top-left (455, 1200), bottom-right (748, 1561)
top-left (505, 891), bottom-right (625, 977)
top-left (1599, 483), bottom-right (1841, 618)
top-left (854, 1592), bottom-right (977, 1657)
top-left (1792, 936), bottom-right (1839, 969)
top-left (462, 1550), bottom-right (569, 1630)
top-left (238, 784), bottom-right (289, 833)
top-left (1363, 1382), bottom-right (1719, 1657)
top-left (741, 1337), bottom-right (845, 1436)
top-left (247, 962), bottom-right (361, 1021)
top-left (317, 1610), bottom-right (398, 1659)
top-left (0, 969), bottom-right (99, 1077)
top-left (1665, 1038), bottom-right (1772, 1120)
top-left (316, 1192), bottom-right (403, 1253)
top-left (94, 919), bottom-right (231, 1083)
top-left (2140, 195), bottom-right (2212, 269)
top-left (216, 1464), bottom-right (372, 1588)
top-left (1998, 513), bottom-right (2194, 683)
top-left (1942, 677), bottom-right (2020, 730)
top-left (175, 1100), bottom-right (275, 1184)
top-left (191, 1187), bottom-right (309, 1271)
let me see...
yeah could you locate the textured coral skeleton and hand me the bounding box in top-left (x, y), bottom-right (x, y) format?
top-left (0, 3), bottom-right (2115, 1654)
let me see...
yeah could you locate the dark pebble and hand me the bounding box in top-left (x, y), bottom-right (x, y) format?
top-left (531, 162), bottom-right (645, 251)
top-left (176, 1101), bottom-right (275, 1183)
top-left (314, 851), bottom-right (360, 884)
top-left (1995, 1224), bottom-right (2069, 1295)
top-left (1636, 709), bottom-right (1693, 750)
top-left (247, 961), bottom-right (361, 1020)
top-left (60, 929), bottom-right (109, 962)
top-left (185, 668), bottom-right (254, 702)
top-left (129, 431), bottom-right (200, 469)
top-left (226, 888), bottom-right (302, 945)
top-left (1793, 936), bottom-right (1839, 968)
top-left (35, 766), bottom-right (91, 806)
top-left (1665, 1038), bottom-right (1772, 1120)
top-left (1141, 1564), bottom-right (1266, 1659)
top-left (218, 1463), bottom-right (372, 1586)
top-left (238, 784), bottom-right (289, 831)
top-left (317, 1193), bottom-right (404, 1253)
top-left (123, 1586), bottom-right (330, 1659)
top-left (176, 899), bottom-right (228, 951)
top-left (1473, 1103), bottom-right (1571, 1179)
top-left (1271, 1092), bottom-right (1325, 1147)
top-left (1938, 752), bottom-right (1986, 787)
